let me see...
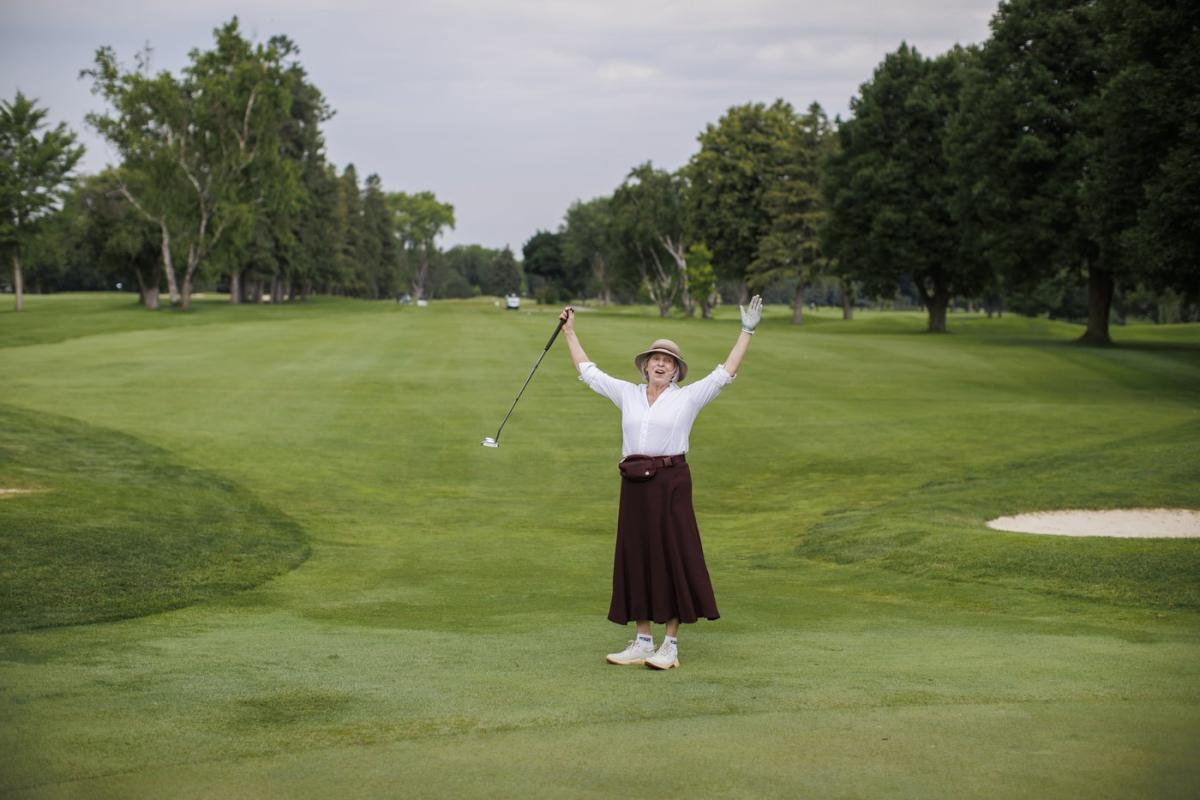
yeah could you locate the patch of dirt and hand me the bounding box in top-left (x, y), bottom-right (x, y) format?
top-left (986, 508), bottom-right (1200, 538)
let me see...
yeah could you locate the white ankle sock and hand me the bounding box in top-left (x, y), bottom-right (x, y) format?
top-left (665, 635), bottom-right (678, 647)
top-left (637, 634), bottom-right (653, 645)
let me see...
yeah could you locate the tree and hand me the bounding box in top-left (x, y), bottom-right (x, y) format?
top-left (747, 102), bottom-right (833, 324)
top-left (611, 162), bottom-right (690, 317)
top-left (950, 1), bottom-right (1110, 341)
top-left (522, 229), bottom-right (568, 301)
top-left (360, 173), bottom-right (397, 298)
top-left (491, 246), bottom-right (523, 295)
top-left (443, 244), bottom-right (500, 295)
top-left (685, 243), bottom-right (717, 318)
top-left (1094, 0), bottom-right (1200, 308)
top-left (687, 101), bottom-right (799, 300)
top-left (0, 92), bottom-right (84, 311)
top-left (562, 196), bottom-right (622, 304)
top-left (825, 44), bottom-right (984, 332)
top-left (75, 170), bottom-right (163, 307)
top-left (389, 191), bottom-right (454, 301)
top-left (85, 18), bottom-right (303, 310)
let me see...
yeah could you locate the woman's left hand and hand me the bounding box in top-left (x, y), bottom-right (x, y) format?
top-left (740, 295), bottom-right (763, 333)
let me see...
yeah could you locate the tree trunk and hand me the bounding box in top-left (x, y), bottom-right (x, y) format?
top-left (12, 252), bottom-right (23, 312)
top-left (927, 292), bottom-right (949, 332)
top-left (841, 281), bottom-right (855, 320)
top-left (302, 280), bottom-right (311, 301)
top-left (179, 245), bottom-right (200, 311)
top-left (1079, 263), bottom-right (1114, 345)
top-left (792, 283), bottom-right (806, 324)
top-left (230, 270), bottom-right (241, 304)
top-left (135, 270), bottom-right (159, 309)
top-left (412, 245), bottom-right (428, 301)
top-left (271, 276), bottom-right (283, 304)
top-left (159, 220), bottom-right (180, 305)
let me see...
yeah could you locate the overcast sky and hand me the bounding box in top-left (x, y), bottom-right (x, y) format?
top-left (1, 0), bottom-right (998, 250)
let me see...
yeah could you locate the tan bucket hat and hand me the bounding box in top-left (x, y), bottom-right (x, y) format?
top-left (634, 338), bottom-right (688, 383)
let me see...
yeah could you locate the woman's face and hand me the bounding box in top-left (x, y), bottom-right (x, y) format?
top-left (645, 353), bottom-right (678, 386)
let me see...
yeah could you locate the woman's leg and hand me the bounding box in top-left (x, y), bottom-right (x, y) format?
top-left (637, 620), bottom-right (651, 637)
top-left (665, 618), bottom-right (679, 638)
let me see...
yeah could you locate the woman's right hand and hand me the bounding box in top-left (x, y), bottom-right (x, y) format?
top-left (560, 306), bottom-right (575, 334)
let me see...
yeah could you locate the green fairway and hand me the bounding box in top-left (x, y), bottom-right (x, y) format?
top-left (2, 293), bottom-right (1198, 798)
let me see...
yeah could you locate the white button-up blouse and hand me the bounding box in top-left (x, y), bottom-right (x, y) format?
top-left (577, 361), bottom-right (734, 457)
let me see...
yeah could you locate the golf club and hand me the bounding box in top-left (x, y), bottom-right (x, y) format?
top-left (481, 311), bottom-right (569, 448)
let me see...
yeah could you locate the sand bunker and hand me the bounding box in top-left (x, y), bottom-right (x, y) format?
top-left (987, 508), bottom-right (1200, 538)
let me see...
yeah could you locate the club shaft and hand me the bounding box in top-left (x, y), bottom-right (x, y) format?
top-left (491, 346), bottom-right (551, 443)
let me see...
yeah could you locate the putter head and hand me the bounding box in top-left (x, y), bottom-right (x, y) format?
top-left (480, 437), bottom-right (499, 448)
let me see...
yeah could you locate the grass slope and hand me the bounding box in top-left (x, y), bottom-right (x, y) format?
top-left (0, 404), bottom-right (309, 632)
top-left (1, 294), bottom-right (1198, 798)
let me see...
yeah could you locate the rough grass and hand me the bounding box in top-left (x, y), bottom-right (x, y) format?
top-left (0, 293), bottom-right (1198, 799)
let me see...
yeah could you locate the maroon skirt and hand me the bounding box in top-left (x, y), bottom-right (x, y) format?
top-left (608, 456), bottom-right (720, 625)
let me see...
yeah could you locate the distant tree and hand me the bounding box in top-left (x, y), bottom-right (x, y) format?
top-left (687, 101), bottom-right (798, 301)
top-left (0, 92), bottom-right (84, 311)
top-left (333, 164), bottom-right (363, 295)
top-left (685, 243), bottom-right (717, 319)
top-left (826, 44), bottom-right (984, 332)
top-left (1094, 0), bottom-right (1200, 308)
top-left (522, 229), bottom-right (568, 302)
top-left (389, 190), bottom-right (454, 301)
top-left (84, 18), bottom-right (303, 310)
top-left (748, 101), bottom-right (832, 324)
top-left (562, 196), bottom-right (621, 305)
top-left (611, 162), bottom-right (689, 317)
top-left (949, 1), bottom-right (1112, 340)
top-left (360, 173), bottom-right (397, 298)
top-left (76, 170), bottom-right (162, 307)
top-left (492, 246), bottom-right (523, 295)
top-left (442, 244), bottom-right (500, 295)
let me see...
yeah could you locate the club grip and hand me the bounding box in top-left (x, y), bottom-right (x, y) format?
top-left (544, 315), bottom-right (568, 351)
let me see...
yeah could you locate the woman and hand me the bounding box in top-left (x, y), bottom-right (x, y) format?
top-left (560, 297), bottom-right (763, 670)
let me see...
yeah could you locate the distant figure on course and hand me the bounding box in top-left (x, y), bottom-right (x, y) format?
top-left (559, 297), bottom-right (762, 669)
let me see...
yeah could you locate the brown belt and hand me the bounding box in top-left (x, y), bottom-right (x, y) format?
top-left (623, 454), bottom-right (686, 469)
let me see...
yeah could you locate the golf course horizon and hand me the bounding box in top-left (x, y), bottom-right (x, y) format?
top-left (2, 293), bottom-right (1197, 798)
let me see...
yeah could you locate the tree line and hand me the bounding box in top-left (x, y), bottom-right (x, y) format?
top-left (3, 1), bottom-right (1197, 343)
top-left (530, 0), bottom-right (1197, 341)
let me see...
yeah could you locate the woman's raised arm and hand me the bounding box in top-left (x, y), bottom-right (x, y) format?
top-left (560, 306), bottom-right (591, 371)
top-left (723, 295), bottom-right (762, 377)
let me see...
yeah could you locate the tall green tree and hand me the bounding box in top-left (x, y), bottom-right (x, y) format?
top-left (85, 18), bottom-right (303, 310)
top-left (389, 190), bottom-right (454, 301)
top-left (1094, 0), bottom-right (1200, 307)
top-left (333, 164), bottom-right (363, 295)
top-left (826, 44), bottom-right (983, 332)
top-left (522, 229), bottom-right (568, 301)
top-left (748, 102), bottom-right (832, 324)
top-left (360, 174), bottom-right (396, 298)
top-left (687, 100), bottom-right (799, 301)
top-left (611, 162), bottom-right (690, 317)
top-left (0, 92), bottom-right (84, 311)
top-left (949, 1), bottom-right (1111, 340)
top-left (562, 196), bottom-right (621, 305)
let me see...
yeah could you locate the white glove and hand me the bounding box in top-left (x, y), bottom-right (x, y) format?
top-left (740, 295), bottom-right (763, 334)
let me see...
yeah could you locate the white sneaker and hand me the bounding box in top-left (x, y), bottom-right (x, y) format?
top-left (606, 639), bottom-right (656, 665)
top-left (645, 640), bottom-right (679, 670)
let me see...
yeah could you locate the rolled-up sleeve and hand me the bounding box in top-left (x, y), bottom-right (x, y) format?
top-left (578, 362), bottom-right (629, 407)
top-left (681, 364), bottom-right (734, 409)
